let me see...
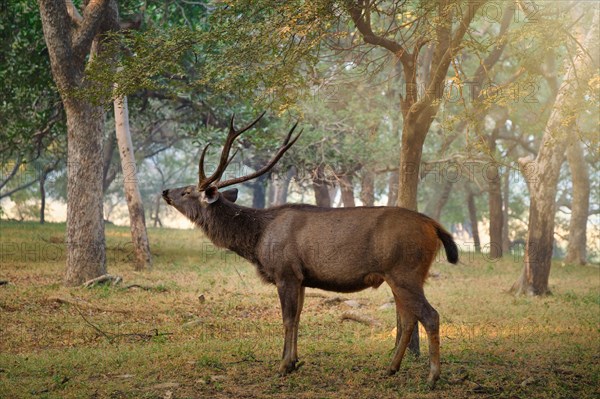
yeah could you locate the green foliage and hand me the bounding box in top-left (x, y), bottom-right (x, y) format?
top-left (0, 1), bottom-right (63, 159)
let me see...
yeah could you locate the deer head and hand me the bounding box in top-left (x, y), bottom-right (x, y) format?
top-left (162, 113), bottom-right (301, 223)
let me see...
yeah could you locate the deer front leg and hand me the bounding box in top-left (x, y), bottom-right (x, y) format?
top-left (277, 280), bottom-right (302, 375)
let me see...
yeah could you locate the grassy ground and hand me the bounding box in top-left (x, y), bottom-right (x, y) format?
top-left (0, 220), bottom-right (598, 399)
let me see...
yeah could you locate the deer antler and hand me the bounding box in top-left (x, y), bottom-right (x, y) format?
top-left (197, 113), bottom-right (302, 190)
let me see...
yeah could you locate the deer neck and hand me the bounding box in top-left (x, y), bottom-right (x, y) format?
top-left (198, 199), bottom-right (269, 263)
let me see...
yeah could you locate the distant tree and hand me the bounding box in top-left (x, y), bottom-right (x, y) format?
top-left (511, 10), bottom-right (599, 295)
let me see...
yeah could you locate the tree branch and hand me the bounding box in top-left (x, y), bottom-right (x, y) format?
top-left (0, 156), bottom-right (22, 192)
top-left (65, 0), bottom-right (83, 25)
top-left (0, 179), bottom-right (38, 200)
top-left (427, 1), bottom-right (485, 101)
top-left (347, 0), bottom-right (411, 64)
top-left (72, 0), bottom-right (111, 60)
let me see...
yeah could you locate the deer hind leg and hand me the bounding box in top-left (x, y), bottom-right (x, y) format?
top-left (419, 298), bottom-right (440, 388)
top-left (387, 288), bottom-right (418, 376)
top-left (387, 282), bottom-right (441, 388)
top-left (276, 279), bottom-right (302, 375)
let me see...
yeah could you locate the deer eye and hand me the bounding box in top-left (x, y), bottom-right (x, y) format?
top-left (181, 191), bottom-right (187, 197)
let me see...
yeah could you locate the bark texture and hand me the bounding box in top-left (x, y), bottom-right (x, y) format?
top-left (564, 140), bottom-right (589, 265)
top-left (511, 12), bottom-right (599, 295)
top-left (39, 0), bottom-right (114, 285)
top-left (114, 95), bottom-right (152, 270)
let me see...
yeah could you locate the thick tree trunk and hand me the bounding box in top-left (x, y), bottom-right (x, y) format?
top-left (397, 123), bottom-right (428, 211)
top-left (339, 175), bottom-right (356, 207)
top-left (114, 95), bottom-right (152, 270)
top-left (467, 190), bottom-right (481, 253)
top-left (39, 0), bottom-right (114, 286)
top-left (424, 179), bottom-right (453, 221)
top-left (564, 141), bottom-right (589, 265)
top-left (63, 102), bottom-right (107, 285)
top-left (359, 170), bottom-right (375, 206)
top-left (387, 170), bottom-right (399, 207)
top-left (511, 12), bottom-right (598, 295)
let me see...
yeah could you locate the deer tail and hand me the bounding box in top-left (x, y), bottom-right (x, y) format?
top-left (436, 225), bottom-right (459, 264)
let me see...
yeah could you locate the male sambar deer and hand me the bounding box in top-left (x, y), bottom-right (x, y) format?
top-left (162, 113), bottom-right (458, 388)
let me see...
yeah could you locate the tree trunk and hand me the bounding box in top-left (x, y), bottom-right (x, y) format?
top-left (153, 194), bottom-right (162, 227)
top-left (339, 174), bottom-right (356, 207)
top-left (467, 189), bottom-right (481, 253)
top-left (273, 166), bottom-right (295, 206)
top-left (564, 140), bottom-right (589, 265)
top-left (312, 166), bottom-right (331, 207)
top-left (39, 0), bottom-right (114, 286)
top-left (39, 171), bottom-right (46, 224)
top-left (63, 102), bottom-right (107, 285)
top-left (487, 159), bottom-right (503, 258)
top-left (103, 133), bottom-right (117, 193)
top-left (502, 167), bottom-right (511, 254)
top-left (250, 174), bottom-right (268, 209)
top-left (387, 170), bottom-right (399, 207)
top-left (114, 95), bottom-right (152, 270)
top-left (397, 121), bottom-right (428, 211)
top-left (424, 179), bottom-right (453, 221)
top-left (511, 12), bottom-right (598, 295)
top-left (359, 170), bottom-right (375, 206)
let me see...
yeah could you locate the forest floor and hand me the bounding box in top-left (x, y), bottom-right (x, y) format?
top-left (0, 220), bottom-right (599, 399)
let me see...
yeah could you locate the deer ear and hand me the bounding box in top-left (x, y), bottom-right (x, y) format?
top-left (204, 186), bottom-right (220, 204)
top-left (221, 188), bottom-right (238, 203)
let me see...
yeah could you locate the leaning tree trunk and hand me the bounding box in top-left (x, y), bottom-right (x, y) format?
top-left (564, 140), bottom-right (589, 265)
top-left (511, 12), bottom-right (598, 295)
top-left (63, 101), bottom-right (107, 285)
top-left (424, 179), bottom-right (453, 221)
top-left (114, 95), bottom-right (152, 270)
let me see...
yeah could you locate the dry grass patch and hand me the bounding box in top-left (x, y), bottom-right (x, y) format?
top-left (0, 220), bottom-right (598, 398)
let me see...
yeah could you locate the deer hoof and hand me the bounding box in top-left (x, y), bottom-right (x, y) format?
top-left (427, 373), bottom-right (439, 389)
top-left (278, 360), bottom-right (302, 376)
top-left (386, 368), bottom-right (398, 377)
